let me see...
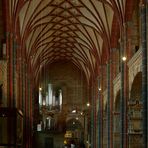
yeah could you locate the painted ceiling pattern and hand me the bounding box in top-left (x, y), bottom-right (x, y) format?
top-left (9, 0), bottom-right (126, 83)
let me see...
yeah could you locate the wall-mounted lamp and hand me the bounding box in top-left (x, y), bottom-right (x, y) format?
top-left (122, 56), bottom-right (127, 61)
top-left (42, 100), bottom-right (46, 106)
top-left (72, 109), bottom-right (76, 113)
top-left (87, 103), bottom-right (90, 107)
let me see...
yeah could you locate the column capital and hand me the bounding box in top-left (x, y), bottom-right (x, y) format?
top-left (139, 0), bottom-right (146, 7)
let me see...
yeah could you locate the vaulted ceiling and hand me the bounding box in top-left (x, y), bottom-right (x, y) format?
top-left (8, 0), bottom-right (129, 84)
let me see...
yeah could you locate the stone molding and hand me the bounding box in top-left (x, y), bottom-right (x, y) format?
top-left (113, 73), bottom-right (121, 104)
top-left (103, 89), bottom-right (107, 110)
top-left (127, 49), bottom-right (142, 97)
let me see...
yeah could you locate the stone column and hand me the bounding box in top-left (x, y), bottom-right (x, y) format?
top-left (107, 60), bottom-right (111, 148)
top-left (119, 38), bottom-right (125, 148)
top-left (140, 1), bottom-right (147, 147)
top-left (98, 78), bottom-right (103, 148)
top-left (90, 79), bottom-right (95, 148)
top-left (119, 20), bottom-right (129, 148)
top-left (7, 33), bottom-right (18, 107)
top-left (12, 39), bottom-right (17, 106)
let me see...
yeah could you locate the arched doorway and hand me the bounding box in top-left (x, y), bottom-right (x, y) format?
top-left (65, 118), bottom-right (83, 146)
top-left (128, 72), bottom-right (142, 148)
top-left (113, 91), bottom-right (121, 148)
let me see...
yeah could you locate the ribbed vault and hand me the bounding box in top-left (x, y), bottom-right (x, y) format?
top-left (8, 0), bottom-right (127, 84)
